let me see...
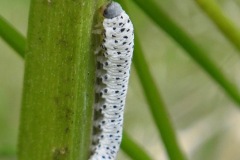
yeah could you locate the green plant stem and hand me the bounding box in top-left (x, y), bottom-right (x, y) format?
top-left (196, 0), bottom-right (240, 52)
top-left (0, 16), bottom-right (25, 58)
top-left (18, 0), bottom-right (98, 159)
top-left (132, 0), bottom-right (240, 106)
top-left (121, 132), bottom-right (152, 160)
top-left (133, 36), bottom-right (187, 160)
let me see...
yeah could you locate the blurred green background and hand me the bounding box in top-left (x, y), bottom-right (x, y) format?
top-left (1, 0), bottom-right (240, 160)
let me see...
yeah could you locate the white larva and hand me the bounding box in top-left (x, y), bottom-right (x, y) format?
top-left (90, 2), bottom-right (134, 160)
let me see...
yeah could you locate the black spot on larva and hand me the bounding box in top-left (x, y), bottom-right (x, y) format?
top-left (105, 62), bottom-right (108, 66)
top-left (112, 35), bottom-right (116, 38)
top-left (128, 19), bottom-right (130, 23)
top-left (127, 29), bottom-right (130, 32)
top-left (122, 42), bottom-right (127, 45)
top-left (116, 78), bottom-right (120, 80)
top-left (120, 28), bottom-right (125, 32)
top-left (111, 120), bottom-right (115, 122)
top-left (117, 65), bottom-right (121, 67)
top-left (104, 89), bottom-right (108, 93)
top-left (113, 27), bottom-right (116, 30)
top-left (117, 52), bottom-right (121, 55)
top-left (115, 91), bottom-right (119, 93)
top-left (119, 22), bottom-right (123, 26)
top-left (102, 121), bottom-right (105, 124)
top-left (115, 40), bottom-right (118, 43)
top-left (103, 105), bottom-right (106, 109)
top-left (125, 48), bottom-right (129, 50)
top-left (123, 36), bottom-right (128, 39)
top-left (121, 16), bottom-right (123, 19)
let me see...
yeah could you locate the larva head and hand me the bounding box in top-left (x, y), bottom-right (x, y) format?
top-left (102, 2), bottom-right (123, 19)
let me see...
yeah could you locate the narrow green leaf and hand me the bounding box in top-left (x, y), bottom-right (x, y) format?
top-left (0, 146), bottom-right (16, 157)
top-left (0, 16), bottom-right (25, 58)
top-left (121, 132), bottom-right (152, 160)
top-left (131, 0), bottom-right (240, 105)
top-left (133, 36), bottom-right (187, 160)
top-left (195, 0), bottom-right (240, 52)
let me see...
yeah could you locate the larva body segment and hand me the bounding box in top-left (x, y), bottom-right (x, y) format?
top-left (90, 2), bottom-right (134, 160)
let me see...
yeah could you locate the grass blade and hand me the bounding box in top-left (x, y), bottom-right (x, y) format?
top-left (133, 36), bottom-right (187, 160)
top-left (131, 0), bottom-right (240, 106)
top-left (121, 132), bottom-right (153, 160)
top-left (195, 0), bottom-right (240, 52)
top-left (0, 16), bottom-right (25, 58)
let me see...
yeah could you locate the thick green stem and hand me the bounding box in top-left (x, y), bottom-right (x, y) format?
top-left (0, 16), bottom-right (25, 58)
top-left (18, 0), bottom-right (101, 159)
top-left (195, 0), bottom-right (240, 52)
